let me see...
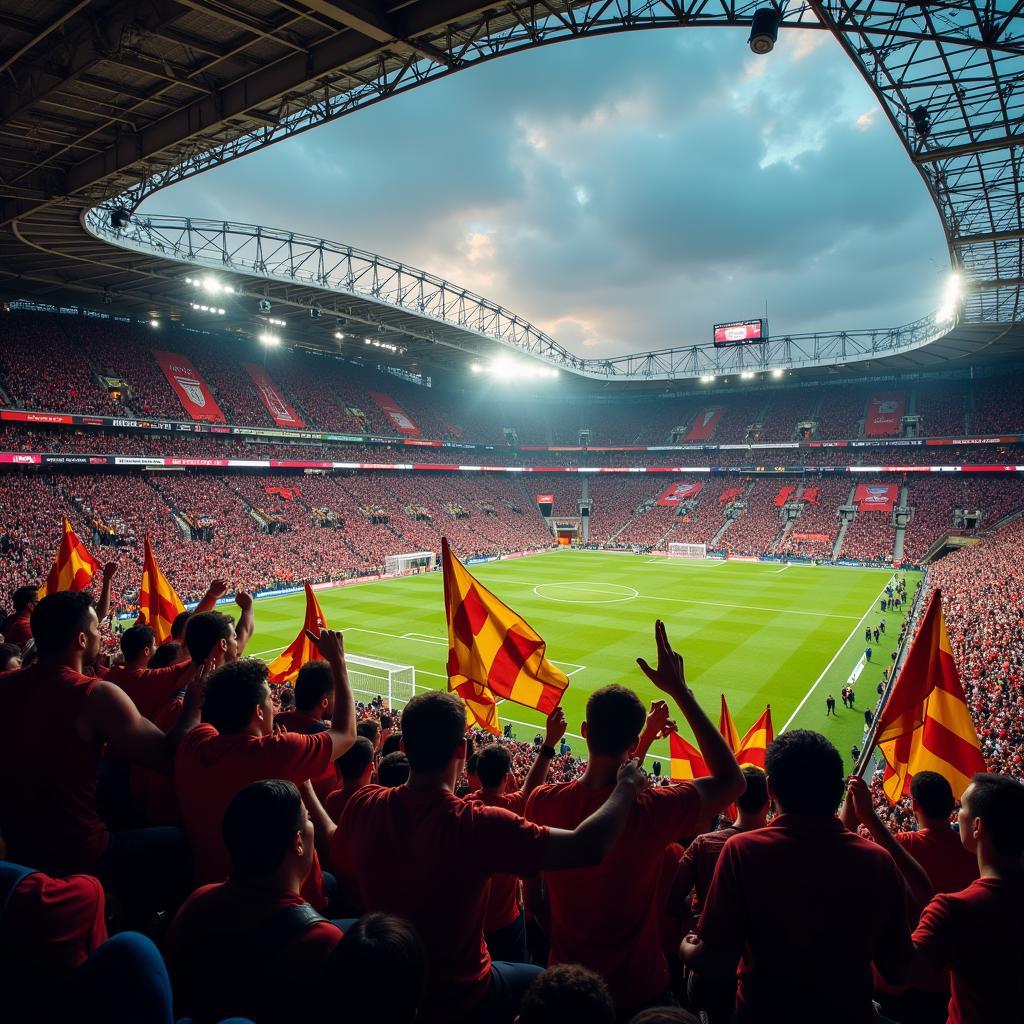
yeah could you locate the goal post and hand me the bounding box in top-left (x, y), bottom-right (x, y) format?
top-left (668, 542), bottom-right (707, 559)
top-left (344, 654), bottom-right (416, 708)
top-left (384, 550), bottom-right (437, 576)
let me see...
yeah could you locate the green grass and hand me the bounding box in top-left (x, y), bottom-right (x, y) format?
top-left (248, 551), bottom-right (919, 768)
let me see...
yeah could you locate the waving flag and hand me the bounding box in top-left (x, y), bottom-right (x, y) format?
top-left (873, 590), bottom-right (985, 803)
top-left (39, 519), bottom-right (100, 598)
top-left (267, 583), bottom-right (329, 685)
top-left (136, 535), bottom-right (185, 643)
top-left (443, 537), bottom-right (568, 735)
top-left (669, 731), bottom-right (709, 781)
top-left (735, 705), bottom-right (773, 769)
top-left (719, 694), bottom-right (741, 753)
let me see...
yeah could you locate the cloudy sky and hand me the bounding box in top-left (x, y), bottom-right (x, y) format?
top-left (152, 26), bottom-right (950, 359)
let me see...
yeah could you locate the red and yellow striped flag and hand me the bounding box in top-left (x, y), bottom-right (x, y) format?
top-left (267, 583), bottom-right (328, 685)
top-left (874, 590), bottom-right (985, 804)
top-left (136, 535), bottom-right (185, 643)
top-left (669, 731), bottom-right (709, 781)
top-left (719, 694), bottom-right (741, 753)
top-left (735, 705), bottom-right (773, 769)
top-left (442, 537), bottom-right (568, 735)
top-left (39, 519), bottom-right (100, 598)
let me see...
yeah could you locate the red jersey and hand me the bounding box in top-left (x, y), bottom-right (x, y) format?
top-left (0, 869), bottom-right (107, 986)
top-left (893, 827), bottom-right (979, 897)
top-left (697, 814), bottom-right (912, 1024)
top-left (0, 664), bottom-right (109, 873)
top-left (1, 611), bottom-right (32, 646)
top-left (99, 661), bottom-right (190, 722)
top-left (336, 784), bottom-right (548, 1022)
top-left (669, 824), bottom-right (741, 921)
top-left (467, 788), bottom-right (528, 931)
top-left (166, 880), bottom-right (341, 1023)
top-left (275, 710), bottom-right (338, 803)
top-left (525, 779), bottom-right (700, 1009)
top-left (130, 691), bottom-right (186, 826)
top-left (174, 723), bottom-right (333, 908)
top-left (912, 875), bottom-right (1024, 1024)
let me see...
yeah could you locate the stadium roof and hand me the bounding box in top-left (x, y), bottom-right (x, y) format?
top-left (2, 1), bottom-right (1024, 387)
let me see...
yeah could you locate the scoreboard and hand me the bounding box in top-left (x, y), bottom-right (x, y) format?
top-left (713, 319), bottom-right (768, 347)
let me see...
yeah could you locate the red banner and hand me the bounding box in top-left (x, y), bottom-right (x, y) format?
top-left (791, 532), bottom-right (831, 542)
top-left (657, 481), bottom-right (703, 506)
top-left (243, 363), bottom-right (304, 429)
top-left (774, 485), bottom-right (795, 506)
top-left (802, 487), bottom-right (819, 505)
top-left (853, 483), bottom-right (899, 512)
top-left (719, 486), bottom-right (744, 505)
top-left (369, 392), bottom-right (420, 437)
top-left (685, 408), bottom-right (725, 442)
top-left (535, 494), bottom-right (554, 504)
top-left (864, 391), bottom-right (906, 437)
top-left (266, 485), bottom-right (301, 500)
top-left (153, 351), bottom-right (225, 423)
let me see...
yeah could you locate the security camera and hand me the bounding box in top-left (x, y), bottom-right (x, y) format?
top-left (258, 299), bottom-right (272, 313)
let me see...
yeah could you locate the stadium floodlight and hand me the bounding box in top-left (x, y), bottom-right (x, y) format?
top-left (771, 367), bottom-right (785, 378)
top-left (258, 332), bottom-right (281, 346)
top-left (334, 331), bottom-right (345, 341)
top-left (935, 272), bottom-right (962, 323)
top-left (700, 374), bottom-right (715, 383)
top-left (470, 362), bottom-right (482, 373)
top-left (741, 370), bottom-right (755, 380)
top-left (748, 7), bottom-right (781, 54)
top-left (149, 319), bottom-right (160, 328)
top-left (266, 317), bottom-right (286, 327)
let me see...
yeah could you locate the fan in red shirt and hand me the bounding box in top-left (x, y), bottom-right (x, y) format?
top-left (323, 736), bottom-right (376, 916)
top-left (331, 688), bottom-right (648, 1024)
top-left (683, 731), bottom-right (914, 1024)
top-left (276, 659), bottom-right (342, 803)
top-left (526, 621), bottom-right (745, 1018)
top-left (99, 624), bottom-right (193, 721)
top-left (1, 585), bottom-right (37, 647)
top-left (166, 779), bottom-right (343, 1024)
top-left (0, 591), bottom-right (205, 929)
top-left (174, 628), bottom-right (357, 910)
top-left (467, 705), bottom-right (568, 964)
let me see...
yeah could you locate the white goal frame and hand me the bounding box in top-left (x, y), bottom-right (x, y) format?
top-left (345, 653), bottom-right (416, 708)
top-left (384, 550), bottom-right (437, 576)
top-left (668, 542), bottom-right (707, 559)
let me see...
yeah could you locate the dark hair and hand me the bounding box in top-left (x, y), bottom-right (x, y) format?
top-left (323, 914), bottom-right (426, 1023)
top-left (585, 685), bottom-right (646, 757)
top-left (378, 751), bottom-right (410, 788)
top-left (184, 611), bottom-right (233, 663)
top-left (202, 659), bottom-right (269, 733)
top-left (964, 772), bottom-right (1024, 858)
top-left (476, 744), bottom-right (512, 789)
top-left (910, 771), bottom-right (956, 821)
top-left (12, 586), bottom-right (38, 613)
top-left (380, 732), bottom-right (402, 757)
top-left (356, 719), bottom-right (380, 746)
top-left (0, 642), bottom-right (21, 671)
top-left (30, 592), bottom-right (94, 657)
top-left (120, 625), bottom-right (156, 662)
top-left (736, 766), bottom-right (769, 814)
top-left (337, 736), bottom-right (376, 782)
top-left (170, 610), bottom-right (191, 641)
top-left (148, 641), bottom-right (183, 669)
top-left (518, 964), bottom-right (615, 1024)
top-left (765, 730), bottom-right (844, 815)
top-left (294, 660), bottom-right (333, 711)
top-left (629, 1010), bottom-right (702, 1024)
top-left (400, 692), bottom-right (466, 772)
top-left (466, 751), bottom-right (480, 777)
top-left (223, 780), bottom-right (305, 878)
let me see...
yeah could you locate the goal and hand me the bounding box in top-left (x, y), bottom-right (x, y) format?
top-left (345, 654), bottom-right (416, 708)
top-left (668, 542), bottom-right (707, 559)
top-left (384, 550), bottom-right (437, 576)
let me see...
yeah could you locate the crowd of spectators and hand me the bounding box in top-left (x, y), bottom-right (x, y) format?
top-left (717, 480), bottom-right (786, 556)
top-left (840, 511), bottom-right (898, 563)
top-left (775, 477), bottom-right (850, 560)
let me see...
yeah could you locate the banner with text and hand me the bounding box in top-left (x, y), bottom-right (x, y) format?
top-left (657, 481), bottom-right (704, 506)
top-left (774, 485), bottom-right (796, 506)
top-left (535, 493), bottom-right (555, 504)
top-left (853, 483), bottom-right (899, 512)
top-left (369, 392), bottom-right (420, 437)
top-left (243, 363), bottom-right (305, 429)
top-left (153, 351), bottom-right (225, 423)
top-left (685, 408), bottom-right (726, 442)
top-left (791, 532), bottom-right (831, 542)
top-left (864, 391), bottom-right (906, 437)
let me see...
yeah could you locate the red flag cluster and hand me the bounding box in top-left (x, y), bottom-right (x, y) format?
top-left (670, 695), bottom-right (773, 782)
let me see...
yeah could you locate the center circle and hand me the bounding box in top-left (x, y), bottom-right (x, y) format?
top-left (532, 581), bottom-right (639, 604)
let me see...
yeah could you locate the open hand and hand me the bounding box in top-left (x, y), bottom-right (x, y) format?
top-left (207, 578), bottom-right (229, 600)
top-left (544, 706), bottom-right (567, 747)
top-left (306, 627), bottom-right (344, 664)
top-left (637, 620), bottom-right (688, 701)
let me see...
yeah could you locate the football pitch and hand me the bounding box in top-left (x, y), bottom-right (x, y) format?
top-left (247, 551), bottom-right (919, 768)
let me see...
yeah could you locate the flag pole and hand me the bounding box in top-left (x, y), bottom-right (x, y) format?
top-left (853, 583), bottom-right (935, 779)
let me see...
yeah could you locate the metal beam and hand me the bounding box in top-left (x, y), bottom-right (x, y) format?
top-left (915, 134), bottom-right (1024, 163)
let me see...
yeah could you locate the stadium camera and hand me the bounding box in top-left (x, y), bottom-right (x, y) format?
top-left (748, 7), bottom-right (781, 54)
top-left (110, 207), bottom-right (131, 230)
top-left (258, 298), bottom-right (272, 313)
top-left (309, 305), bottom-right (322, 320)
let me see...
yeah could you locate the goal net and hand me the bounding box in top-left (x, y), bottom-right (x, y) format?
top-left (345, 654), bottom-right (416, 708)
top-left (384, 550), bottom-right (437, 576)
top-left (668, 542), bottom-right (707, 559)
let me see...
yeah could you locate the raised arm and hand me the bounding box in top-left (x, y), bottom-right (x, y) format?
top-left (305, 628), bottom-right (357, 760)
top-left (521, 706), bottom-right (567, 796)
top-left (541, 759), bottom-right (647, 870)
top-left (95, 562), bottom-right (118, 623)
top-left (299, 779), bottom-right (336, 863)
top-left (234, 591), bottom-right (255, 655)
top-left (637, 620), bottom-right (745, 816)
top-left (633, 699), bottom-right (673, 764)
top-left (194, 578), bottom-right (229, 615)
